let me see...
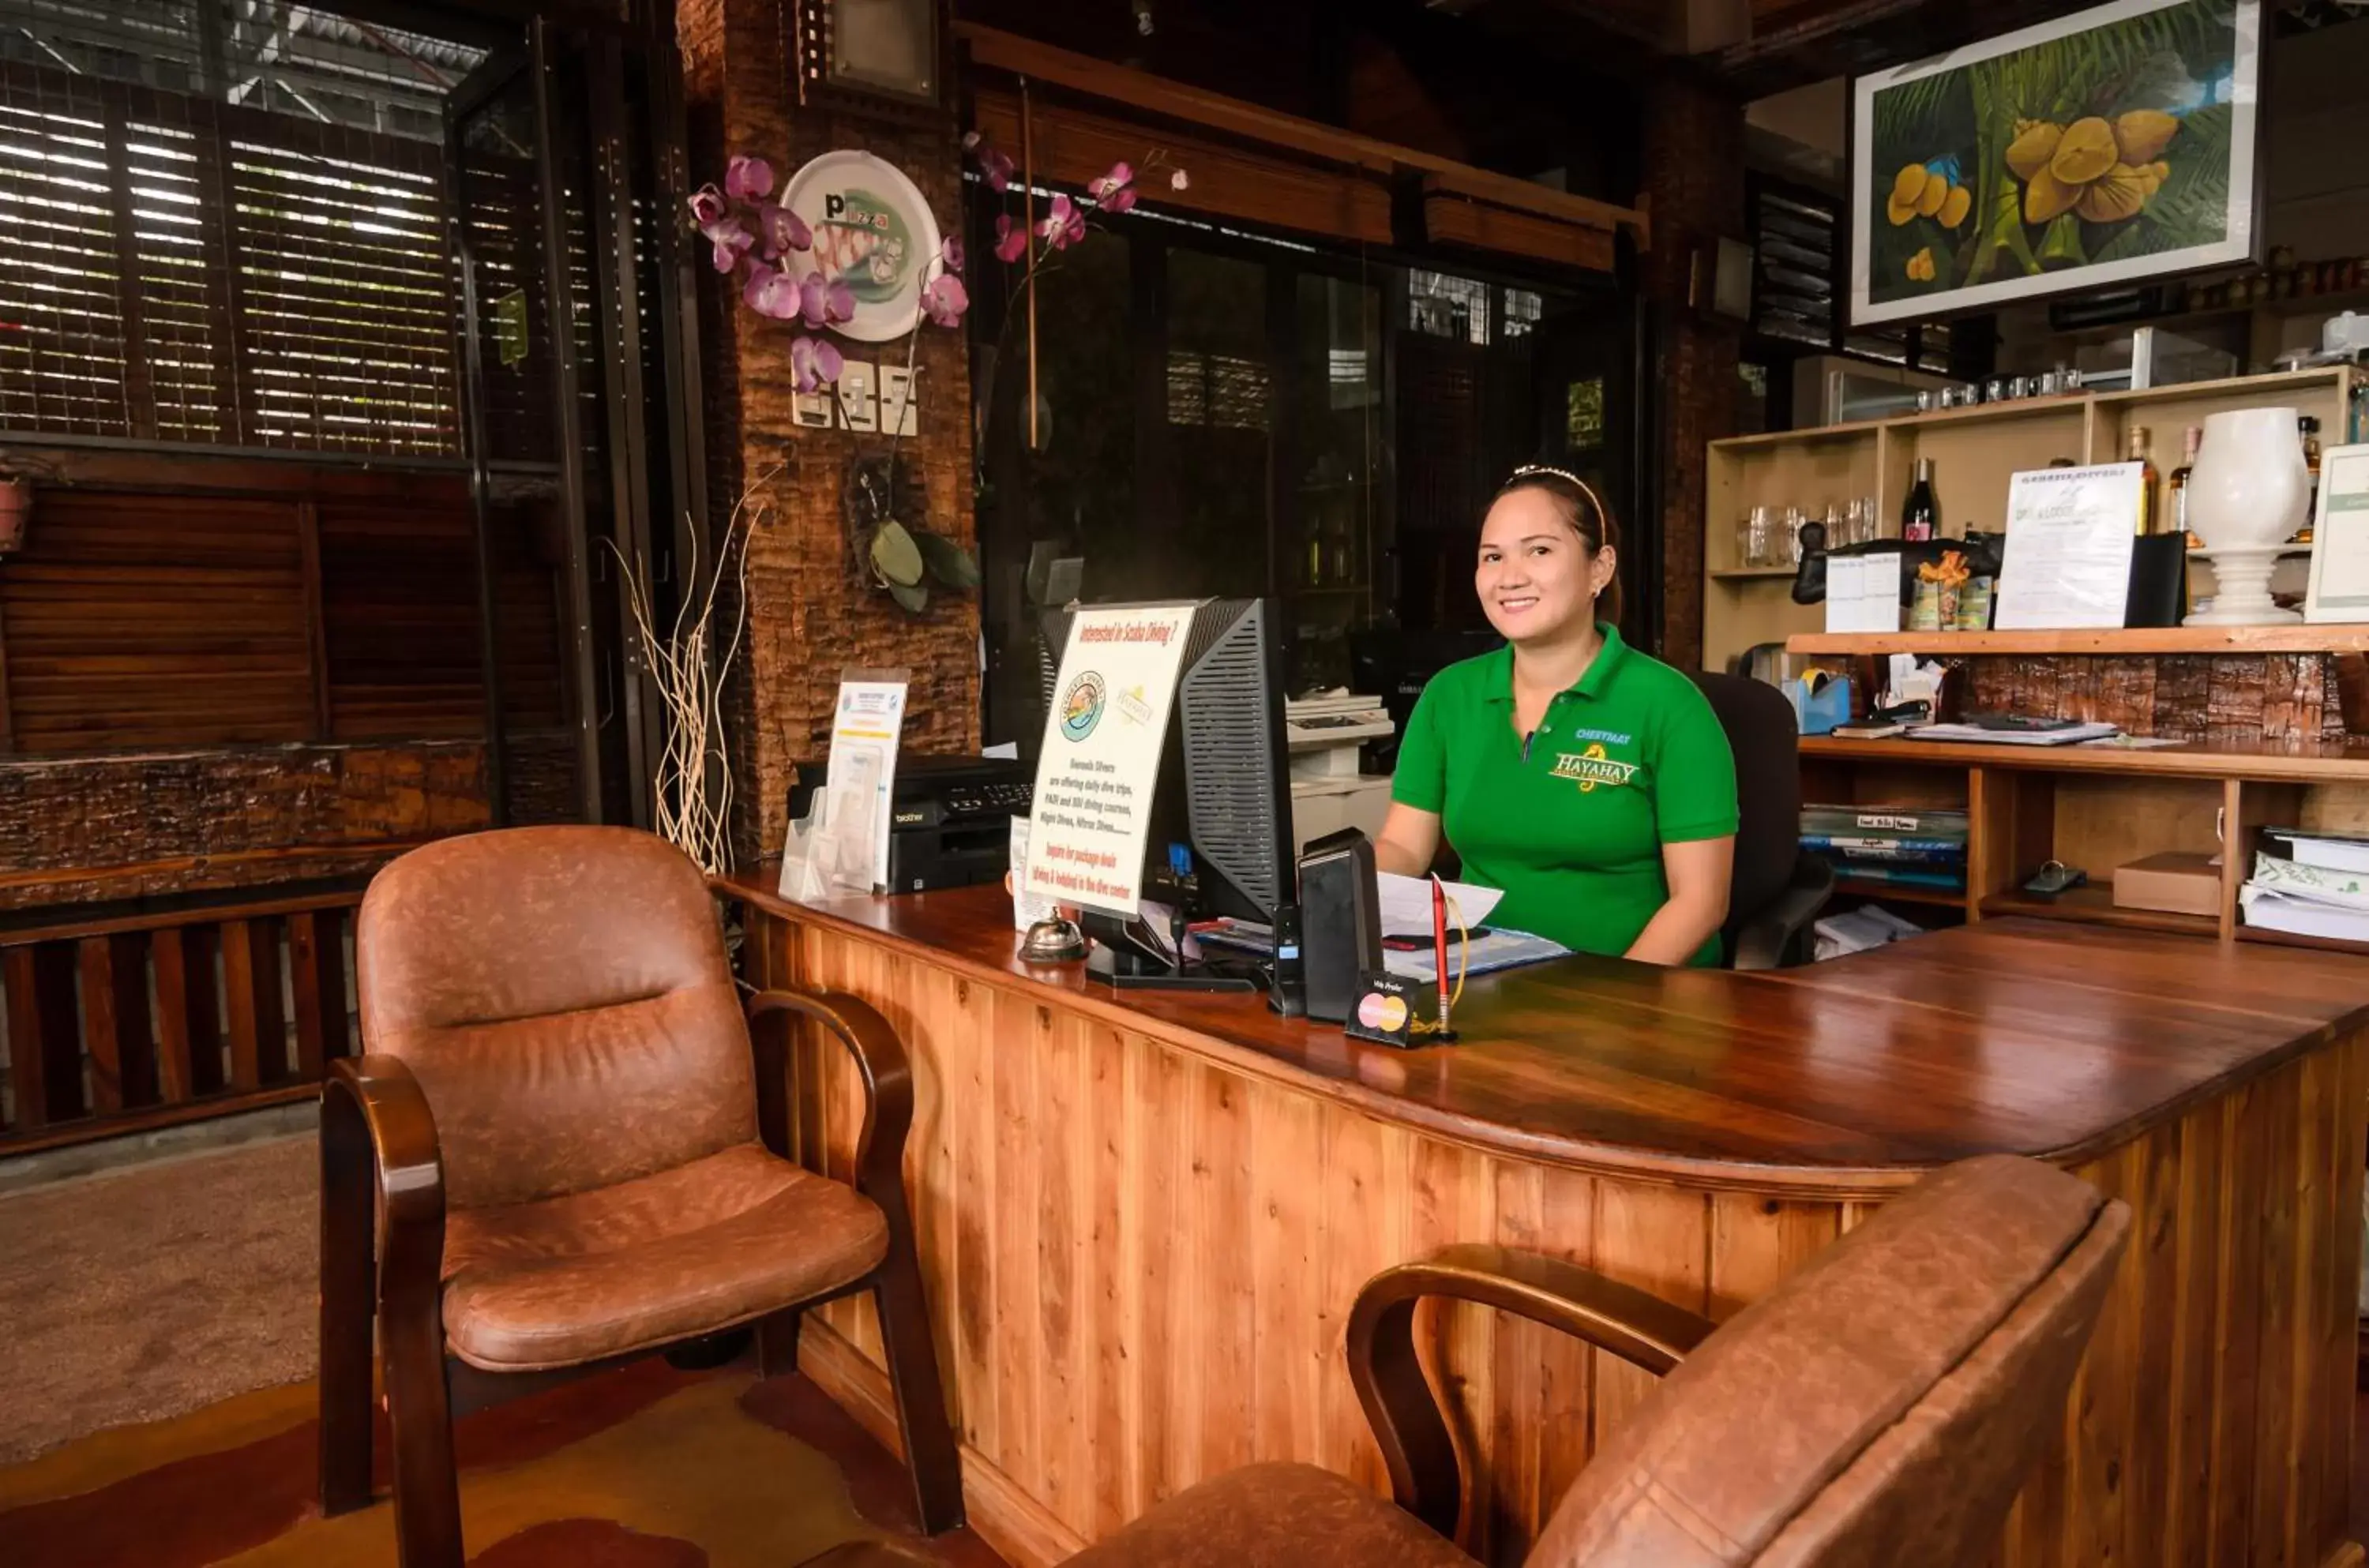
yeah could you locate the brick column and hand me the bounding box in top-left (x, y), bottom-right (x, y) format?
top-left (1639, 72), bottom-right (1745, 673)
top-left (680, 0), bottom-right (979, 863)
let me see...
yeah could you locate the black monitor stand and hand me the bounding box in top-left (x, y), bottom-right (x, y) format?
top-left (1080, 910), bottom-right (1260, 993)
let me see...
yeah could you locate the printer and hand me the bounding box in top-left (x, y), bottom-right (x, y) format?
top-left (787, 753), bottom-right (1034, 894)
top-left (1284, 691), bottom-right (1394, 856)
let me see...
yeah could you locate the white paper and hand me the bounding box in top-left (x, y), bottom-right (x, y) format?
top-left (1995, 463), bottom-right (2142, 630)
top-left (2307, 446), bottom-right (2369, 621)
top-left (821, 674), bottom-right (907, 891)
top-left (1824, 554), bottom-right (1901, 635)
top-left (1025, 604), bottom-right (1197, 918)
top-left (1009, 816), bottom-right (1059, 930)
top-left (982, 741), bottom-right (1019, 760)
top-left (1377, 870), bottom-right (1504, 938)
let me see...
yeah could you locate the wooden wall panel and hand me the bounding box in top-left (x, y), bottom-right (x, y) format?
top-left (971, 89), bottom-right (1394, 249)
top-left (1962, 653), bottom-right (2352, 745)
top-left (0, 741), bottom-right (492, 910)
top-left (757, 913), bottom-right (2367, 1568)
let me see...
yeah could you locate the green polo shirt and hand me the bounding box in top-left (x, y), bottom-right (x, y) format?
top-left (1391, 627), bottom-right (1739, 966)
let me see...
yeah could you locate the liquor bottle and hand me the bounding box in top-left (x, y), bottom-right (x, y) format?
top-left (2127, 426), bottom-right (2157, 535)
top-left (2299, 415), bottom-right (2324, 542)
top-left (2168, 425), bottom-right (2201, 546)
top-left (1901, 458), bottom-right (1939, 543)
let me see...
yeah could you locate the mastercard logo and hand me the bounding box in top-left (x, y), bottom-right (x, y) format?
top-left (1357, 992), bottom-right (1409, 1033)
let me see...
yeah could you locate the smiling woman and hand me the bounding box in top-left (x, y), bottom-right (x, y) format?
top-left (1371, 467), bottom-right (1740, 966)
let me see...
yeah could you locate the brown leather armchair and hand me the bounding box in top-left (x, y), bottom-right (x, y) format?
top-left (1057, 1154), bottom-right (2129, 1568)
top-left (317, 826), bottom-right (962, 1568)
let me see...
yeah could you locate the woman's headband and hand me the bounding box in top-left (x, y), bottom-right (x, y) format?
top-left (1502, 463), bottom-right (1610, 535)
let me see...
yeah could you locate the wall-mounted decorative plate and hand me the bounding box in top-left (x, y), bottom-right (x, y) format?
top-left (783, 150), bottom-right (942, 343)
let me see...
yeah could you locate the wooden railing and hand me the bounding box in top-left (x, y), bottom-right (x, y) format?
top-left (0, 879), bottom-right (366, 1153)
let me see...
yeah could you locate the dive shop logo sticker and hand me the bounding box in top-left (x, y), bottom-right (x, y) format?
top-left (1061, 672), bottom-right (1107, 741)
top-left (1115, 685), bottom-right (1156, 727)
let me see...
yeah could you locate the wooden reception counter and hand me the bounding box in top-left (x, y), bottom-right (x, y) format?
top-left (719, 873), bottom-right (2369, 1568)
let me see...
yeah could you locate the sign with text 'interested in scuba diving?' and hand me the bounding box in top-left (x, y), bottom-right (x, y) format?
top-left (1027, 603), bottom-right (1197, 919)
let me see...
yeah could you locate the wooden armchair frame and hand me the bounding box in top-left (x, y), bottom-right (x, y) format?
top-left (1346, 1242), bottom-right (1721, 1542)
top-left (317, 986), bottom-right (963, 1568)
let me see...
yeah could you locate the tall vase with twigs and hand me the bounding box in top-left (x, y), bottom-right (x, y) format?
top-left (608, 467), bottom-right (778, 875)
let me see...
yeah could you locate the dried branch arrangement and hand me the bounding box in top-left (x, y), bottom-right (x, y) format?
top-left (610, 467), bottom-right (778, 873)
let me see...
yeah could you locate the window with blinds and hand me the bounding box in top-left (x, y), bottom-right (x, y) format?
top-left (0, 62), bottom-right (460, 453)
top-left (0, 0), bottom-right (486, 456)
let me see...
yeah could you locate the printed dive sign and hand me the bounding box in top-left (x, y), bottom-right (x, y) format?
top-left (1027, 603), bottom-right (1198, 919)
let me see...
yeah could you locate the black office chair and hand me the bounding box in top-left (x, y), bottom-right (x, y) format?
top-left (1689, 670), bottom-right (1832, 970)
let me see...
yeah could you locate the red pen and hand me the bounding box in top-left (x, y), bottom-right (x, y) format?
top-left (1431, 872), bottom-right (1452, 1035)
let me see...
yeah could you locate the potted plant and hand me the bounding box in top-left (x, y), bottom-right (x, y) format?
top-left (0, 468), bottom-right (28, 555)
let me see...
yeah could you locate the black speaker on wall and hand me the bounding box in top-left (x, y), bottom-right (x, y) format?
top-left (1298, 828), bottom-right (1383, 1025)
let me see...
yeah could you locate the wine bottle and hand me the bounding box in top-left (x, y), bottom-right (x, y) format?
top-left (2127, 426), bottom-right (2157, 535)
top-left (1901, 458), bottom-right (1939, 543)
top-left (2169, 426), bottom-right (2200, 546)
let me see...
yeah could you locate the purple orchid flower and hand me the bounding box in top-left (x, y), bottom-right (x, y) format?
top-left (797, 271), bottom-right (857, 329)
top-left (1036, 193), bottom-right (1086, 251)
top-left (791, 334), bottom-right (844, 393)
top-left (921, 272), bottom-right (969, 328)
top-left (687, 184), bottom-right (728, 226)
top-left (702, 217), bottom-right (755, 273)
top-left (978, 144), bottom-right (1015, 193)
top-left (724, 154), bottom-right (774, 202)
top-left (1101, 184), bottom-right (1137, 215)
top-left (742, 263), bottom-right (800, 320)
top-left (1088, 162), bottom-right (1133, 202)
top-left (941, 234), bottom-right (964, 273)
top-left (756, 203), bottom-right (811, 259)
top-left (993, 213), bottom-right (1027, 264)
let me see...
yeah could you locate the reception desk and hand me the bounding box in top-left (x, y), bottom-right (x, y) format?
top-left (720, 873), bottom-right (2369, 1568)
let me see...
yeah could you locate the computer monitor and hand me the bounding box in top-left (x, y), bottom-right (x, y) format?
top-left (1040, 597), bottom-right (1294, 927)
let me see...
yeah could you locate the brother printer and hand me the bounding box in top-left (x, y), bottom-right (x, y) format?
top-left (787, 753), bottom-right (1034, 893)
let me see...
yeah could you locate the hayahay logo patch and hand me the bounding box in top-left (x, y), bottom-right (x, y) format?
top-left (1549, 742), bottom-right (1638, 793)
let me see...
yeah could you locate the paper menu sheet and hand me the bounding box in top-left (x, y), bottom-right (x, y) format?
top-left (1994, 463), bottom-right (2142, 630)
top-left (1377, 871), bottom-right (1504, 938)
top-left (1824, 554), bottom-right (1901, 634)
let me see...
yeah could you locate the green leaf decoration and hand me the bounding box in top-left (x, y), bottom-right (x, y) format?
top-left (914, 529), bottom-right (982, 590)
top-left (870, 519), bottom-right (925, 587)
top-left (888, 579), bottom-right (930, 613)
top-left (2037, 212), bottom-right (2088, 270)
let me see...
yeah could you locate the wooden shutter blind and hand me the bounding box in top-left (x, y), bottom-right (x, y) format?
top-left (0, 59), bottom-right (460, 455)
top-left (0, 490), bottom-right (315, 751)
top-left (0, 476), bottom-right (584, 757)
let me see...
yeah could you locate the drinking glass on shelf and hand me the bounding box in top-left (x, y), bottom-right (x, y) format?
top-left (1744, 505), bottom-right (1774, 567)
top-left (1781, 506), bottom-right (1808, 567)
top-left (1823, 501), bottom-right (1846, 550)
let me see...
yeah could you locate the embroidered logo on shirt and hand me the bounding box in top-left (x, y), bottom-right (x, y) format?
top-left (1549, 742), bottom-right (1639, 793)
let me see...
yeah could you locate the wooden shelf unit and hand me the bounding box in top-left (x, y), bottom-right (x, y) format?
top-left (1704, 367), bottom-right (2362, 672)
top-left (1800, 735), bottom-right (2369, 951)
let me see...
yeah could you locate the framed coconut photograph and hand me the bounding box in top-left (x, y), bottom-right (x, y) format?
top-left (1848, 0), bottom-right (2263, 328)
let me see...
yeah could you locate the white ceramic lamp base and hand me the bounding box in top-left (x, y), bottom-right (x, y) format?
top-left (2185, 545), bottom-right (2302, 626)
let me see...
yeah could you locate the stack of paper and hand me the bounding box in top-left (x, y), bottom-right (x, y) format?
top-left (1801, 803), bottom-right (1968, 892)
top-left (1812, 905), bottom-right (1927, 962)
top-left (1906, 721), bottom-right (2120, 747)
top-left (1386, 929), bottom-right (1571, 983)
top-left (2239, 831), bottom-right (2369, 942)
top-left (1376, 872), bottom-right (1504, 936)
